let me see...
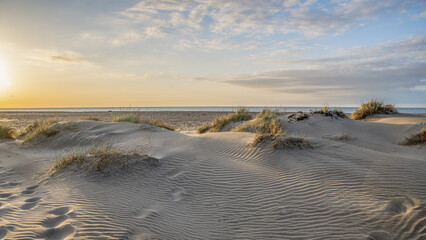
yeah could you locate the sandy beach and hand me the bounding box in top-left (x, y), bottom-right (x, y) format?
top-left (0, 111), bottom-right (425, 239)
top-left (0, 111), bottom-right (255, 133)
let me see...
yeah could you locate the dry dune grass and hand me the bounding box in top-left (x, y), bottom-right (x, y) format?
top-left (0, 125), bottom-right (16, 139)
top-left (287, 111), bottom-right (309, 121)
top-left (22, 119), bottom-right (60, 143)
top-left (352, 100), bottom-right (398, 120)
top-left (197, 108), bottom-right (252, 134)
top-left (402, 128), bottom-right (426, 146)
top-left (142, 119), bottom-right (175, 131)
top-left (49, 145), bottom-right (159, 176)
top-left (232, 109), bottom-right (283, 134)
top-left (231, 109), bottom-right (310, 149)
top-left (251, 134), bottom-right (311, 149)
top-left (112, 113), bottom-right (175, 131)
top-left (112, 113), bottom-right (141, 123)
top-left (311, 107), bottom-right (347, 118)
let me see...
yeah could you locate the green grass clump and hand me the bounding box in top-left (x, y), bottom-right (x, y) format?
top-left (0, 125), bottom-right (16, 139)
top-left (311, 107), bottom-right (347, 118)
top-left (402, 129), bottom-right (426, 146)
top-left (48, 145), bottom-right (159, 176)
top-left (232, 109), bottom-right (283, 135)
top-left (352, 100), bottom-right (398, 120)
top-left (143, 119), bottom-right (175, 131)
top-left (22, 119), bottom-right (60, 143)
top-left (197, 108), bottom-right (252, 134)
top-left (112, 113), bottom-right (141, 123)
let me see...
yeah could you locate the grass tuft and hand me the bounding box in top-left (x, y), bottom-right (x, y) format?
top-left (0, 125), bottom-right (16, 139)
top-left (311, 107), bottom-right (347, 118)
top-left (22, 119), bottom-right (60, 143)
top-left (112, 113), bottom-right (141, 123)
top-left (287, 111), bottom-right (309, 121)
top-left (142, 119), bottom-right (175, 131)
top-left (197, 108), bottom-right (252, 134)
top-left (352, 100), bottom-right (398, 120)
top-left (251, 134), bottom-right (311, 149)
top-left (48, 145), bottom-right (159, 176)
top-left (232, 109), bottom-right (283, 135)
top-left (401, 128), bottom-right (426, 146)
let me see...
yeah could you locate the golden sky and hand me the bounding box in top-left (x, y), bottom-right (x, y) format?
top-left (0, 1), bottom-right (425, 108)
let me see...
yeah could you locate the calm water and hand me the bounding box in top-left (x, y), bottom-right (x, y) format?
top-left (0, 107), bottom-right (425, 113)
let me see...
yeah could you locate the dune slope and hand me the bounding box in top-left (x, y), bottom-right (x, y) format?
top-left (0, 114), bottom-right (425, 240)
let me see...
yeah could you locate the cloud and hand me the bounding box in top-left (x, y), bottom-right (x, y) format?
top-left (119, 0), bottom-right (424, 38)
top-left (411, 85), bottom-right (426, 91)
top-left (221, 36), bottom-right (426, 98)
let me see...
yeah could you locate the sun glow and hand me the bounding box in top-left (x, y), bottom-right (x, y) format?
top-left (0, 55), bottom-right (12, 90)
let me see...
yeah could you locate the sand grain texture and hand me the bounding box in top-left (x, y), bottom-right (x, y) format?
top-left (0, 113), bottom-right (425, 239)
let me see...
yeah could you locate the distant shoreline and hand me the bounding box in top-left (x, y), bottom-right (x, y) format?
top-left (1, 106), bottom-right (425, 113)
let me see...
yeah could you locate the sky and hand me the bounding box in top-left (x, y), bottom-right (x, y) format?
top-left (0, 0), bottom-right (425, 108)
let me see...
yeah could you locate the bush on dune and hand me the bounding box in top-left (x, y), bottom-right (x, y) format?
top-left (48, 145), bottom-right (159, 176)
top-left (352, 100), bottom-right (398, 120)
top-left (402, 129), bottom-right (426, 146)
top-left (22, 119), bottom-right (60, 143)
top-left (231, 109), bottom-right (310, 149)
top-left (311, 107), bottom-right (347, 118)
top-left (0, 125), bottom-right (16, 139)
top-left (197, 108), bottom-right (252, 134)
top-left (251, 134), bottom-right (311, 149)
top-left (112, 113), bottom-right (141, 123)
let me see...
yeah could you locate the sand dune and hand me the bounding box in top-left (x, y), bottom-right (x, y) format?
top-left (0, 113), bottom-right (425, 239)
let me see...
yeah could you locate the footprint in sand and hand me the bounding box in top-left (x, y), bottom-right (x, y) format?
top-left (169, 187), bottom-right (185, 202)
top-left (20, 197), bottom-right (42, 210)
top-left (385, 196), bottom-right (414, 215)
top-left (39, 224), bottom-right (75, 240)
top-left (42, 215), bottom-right (69, 228)
top-left (48, 207), bottom-right (73, 216)
top-left (0, 226), bottom-right (8, 239)
top-left (0, 193), bottom-right (12, 199)
top-left (21, 184), bottom-right (39, 195)
top-left (39, 206), bottom-right (75, 239)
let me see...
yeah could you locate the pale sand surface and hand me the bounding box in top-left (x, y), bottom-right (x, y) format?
top-left (0, 113), bottom-right (425, 239)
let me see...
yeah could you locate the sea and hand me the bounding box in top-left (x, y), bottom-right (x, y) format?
top-left (0, 107), bottom-right (425, 113)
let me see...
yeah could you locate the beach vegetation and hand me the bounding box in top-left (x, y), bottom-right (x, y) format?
top-left (311, 107), bottom-right (347, 118)
top-left (401, 128), bottom-right (426, 146)
top-left (48, 145), bottom-right (159, 176)
top-left (0, 125), bottom-right (16, 139)
top-left (22, 119), bottom-right (60, 143)
top-left (197, 108), bottom-right (252, 134)
top-left (112, 113), bottom-right (141, 123)
top-left (142, 119), bottom-right (175, 131)
top-left (352, 100), bottom-right (398, 120)
top-left (232, 109), bottom-right (283, 135)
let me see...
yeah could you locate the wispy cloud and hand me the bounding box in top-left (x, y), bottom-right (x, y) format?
top-left (119, 0), bottom-right (424, 38)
